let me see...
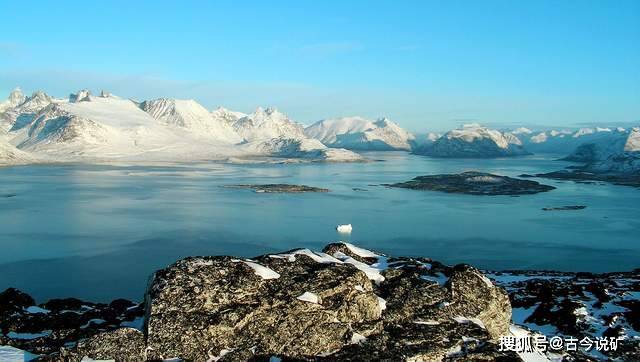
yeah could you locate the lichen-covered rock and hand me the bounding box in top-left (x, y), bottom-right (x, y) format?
top-left (0, 288), bottom-right (35, 316)
top-left (0, 288), bottom-right (144, 357)
top-left (321, 320), bottom-right (519, 361)
top-left (144, 252), bottom-right (382, 360)
top-left (50, 328), bottom-right (145, 361)
top-left (144, 244), bottom-right (513, 360)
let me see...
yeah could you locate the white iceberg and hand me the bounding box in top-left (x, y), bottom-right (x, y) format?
top-left (336, 224), bottom-right (352, 233)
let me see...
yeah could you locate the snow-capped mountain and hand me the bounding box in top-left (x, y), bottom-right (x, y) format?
top-left (304, 116), bottom-right (415, 151)
top-left (225, 106), bottom-right (362, 161)
top-left (582, 128), bottom-right (640, 174)
top-left (0, 88), bottom-right (26, 113)
top-left (562, 131), bottom-right (629, 162)
top-left (232, 107), bottom-right (306, 142)
top-left (0, 90), bottom-right (61, 132)
top-left (0, 88), bottom-right (363, 164)
top-left (15, 93), bottom-right (181, 159)
top-left (211, 107), bottom-right (247, 126)
top-left (140, 98), bottom-right (243, 144)
top-left (414, 123), bottom-right (530, 158)
top-left (69, 89), bottom-right (92, 103)
top-left (241, 136), bottom-right (363, 162)
top-left (519, 127), bottom-right (626, 156)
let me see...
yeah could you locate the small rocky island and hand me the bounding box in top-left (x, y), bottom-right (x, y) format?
top-left (225, 184), bottom-right (330, 193)
top-left (1, 243), bottom-right (638, 361)
top-left (542, 205), bottom-right (587, 211)
top-left (530, 170), bottom-right (640, 188)
top-left (388, 171), bottom-right (556, 195)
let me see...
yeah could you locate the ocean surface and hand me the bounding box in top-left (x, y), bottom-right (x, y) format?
top-left (1, 152), bottom-right (639, 302)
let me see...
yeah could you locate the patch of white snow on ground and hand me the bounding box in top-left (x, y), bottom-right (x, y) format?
top-left (377, 296), bottom-right (387, 311)
top-left (453, 316), bottom-right (486, 330)
top-left (80, 319), bottom-right (106, 328)
top-left (332, 251), bottom-right (385, 283)
top-left (341, 242), bottom-right (379, 258)
top-left (6, 330), bottom-right (51, 340)
top-left (413, 320), bottom-right (440, 325)
top-left (239, 260), bottom-right (280, 280)
top-left (350, 332), bottom-right (367, 344)
top-left (509, 325), bottom-right (551, 362)
top-left (270, 249), bottom-right (341, 264)
top-left (421, 272), bottom-right (448, 285)
top-left (297, 292), bottom-right (320, 304)
top-left (208, 348), bottom-right (235, 361)
top-left (121, 317), bottom-right (144, 330)
top-left (0, 345), bottom-right (39, 361)
top-left (25, 306), bottom-right (50, 314)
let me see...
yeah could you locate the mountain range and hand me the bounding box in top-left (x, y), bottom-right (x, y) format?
top-left (0, 87), bottom-right (638, 175)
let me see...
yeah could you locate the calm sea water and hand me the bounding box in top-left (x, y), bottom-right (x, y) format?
top-left (0, 152), bottom-right (639, 302)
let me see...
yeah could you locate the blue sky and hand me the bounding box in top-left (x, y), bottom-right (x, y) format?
top-left (0, 0), bottom-right (638, 131)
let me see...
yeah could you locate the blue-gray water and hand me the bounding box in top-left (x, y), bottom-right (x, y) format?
top-left (0, 152), bottom-right (638, 302)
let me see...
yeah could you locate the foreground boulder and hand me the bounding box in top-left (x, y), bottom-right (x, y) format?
top-left (141, 243), bottom-right (513, 360)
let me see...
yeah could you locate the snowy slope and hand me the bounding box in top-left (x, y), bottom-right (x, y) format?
top-left (211, 107), bottom-right (247, 126)
top-left (520, 128), bottom-right (626, 156)
top-left (241, 136), bottom-right (363, 162)
top-left (232, 107), bottom-right (306, 142)
top-left (140, 98), bottom-right (242, 143)
top-left (0, 138), bottom-right (32, 166)
top-left (1, 87), bottom-right (367, 164)
top-left (563, 132), bottom-right (629, 162)
top-left (305, 116), bottom-right (415, 151)
top-left (580, 128), bottom-right (640, 174)
top-left (11, 93), bottom-right (230, 162)
top-left (415, 124), bottom-right (530, 158)
top-left (624, 127), bottom-right (640, 152)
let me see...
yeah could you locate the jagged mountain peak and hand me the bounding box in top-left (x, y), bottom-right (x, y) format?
top-left (0, 87), bottom-right (27, 113)
top-left (415, 123), bottom-right (530, 158)
top-left (233, 106), bottom-right (305, 142)
top-left (140, 98), bottom-right (242, 144)
top-left (69, 89), bottom-right (92, 103)
top-left (8, 87), bottom-right (26, 105)
top-left (305, 115), bottom-right (415, 151)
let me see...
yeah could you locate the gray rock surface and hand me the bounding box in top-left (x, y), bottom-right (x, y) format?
top-left (51, 328), bottom-right (145, 362)
top-left (141, 243), bottom-right (513, 360)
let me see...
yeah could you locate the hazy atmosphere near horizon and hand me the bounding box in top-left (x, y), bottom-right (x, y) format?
top-left (1, 1), bottom-right (639, 361)
top-left (1, 0), bottom-right (638, 132)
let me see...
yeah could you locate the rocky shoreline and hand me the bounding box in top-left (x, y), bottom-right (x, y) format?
top-left (1, 243), bottom-right (638, 361)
